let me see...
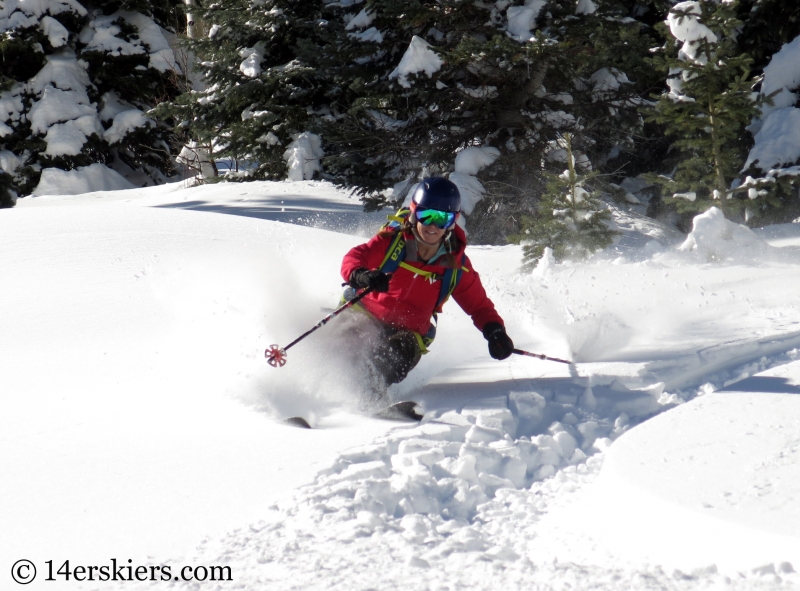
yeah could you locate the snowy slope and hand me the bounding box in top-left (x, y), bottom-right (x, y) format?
top-left (3, 181), bottom-right (800, 590)
top-left (2, 186), bottom-right (395, 585)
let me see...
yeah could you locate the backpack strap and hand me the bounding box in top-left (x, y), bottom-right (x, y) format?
top-left (378, 231), bottom-right (406, 274)
top-left (434, 253), bottom-right (467, 313)
top-left (377, 208), bottom-right (411, 273)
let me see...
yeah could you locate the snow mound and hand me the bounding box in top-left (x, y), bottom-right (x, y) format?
top-left (678, 207), bottom-right (771, 262)
top-left (584, 383), bottom-right (800, 573)
top-left (33, 163), bottom-right (136, 196)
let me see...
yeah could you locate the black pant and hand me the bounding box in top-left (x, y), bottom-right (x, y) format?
top-left (369, 326), bottom-right (422, 387)
top-left (335, 310), bottom-right (423, 403)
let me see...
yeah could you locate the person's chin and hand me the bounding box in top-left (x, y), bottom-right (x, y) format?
top-left (420, 230), bottom-right (442, 243)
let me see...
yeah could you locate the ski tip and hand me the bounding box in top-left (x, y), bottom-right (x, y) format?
top-left (284, 416), bottom-right (312, 429)
top-left (374, 400), bottom-right (424, 422)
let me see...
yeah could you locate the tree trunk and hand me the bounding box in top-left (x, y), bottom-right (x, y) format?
top-left (709, 98), bottom-right (728, 212)
top-left (183, 0), bottom-right (201, 39)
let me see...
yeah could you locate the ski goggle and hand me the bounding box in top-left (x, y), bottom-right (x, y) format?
top-left (415, 207), bottom-right (457, 229)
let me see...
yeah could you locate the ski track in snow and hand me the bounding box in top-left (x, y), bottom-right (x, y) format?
top-left (108, 297), bottom-right (800, 590)
top-left (114, 385), bottom-right (797, 590)
top-left (10, 182), bottom-right (800, 590)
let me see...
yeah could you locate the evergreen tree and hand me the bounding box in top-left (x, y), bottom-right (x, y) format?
top-left (515, 133), bottom-right (618, 264)
top-left (646, 0), bottom-right (765, 219)
top-left (152, 0), bottom-right (331, 182)
top-left (160, 0), bottom-right (663, 243)
top-left (0, 0), bottom-right (185, 199)
top-left (737, 30), bottom-right (800, 226)
top-left (316, 0), bottom-right (663, 243)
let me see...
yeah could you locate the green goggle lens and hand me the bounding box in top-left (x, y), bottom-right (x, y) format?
top-left (416, 208), bottom-right (456, 229)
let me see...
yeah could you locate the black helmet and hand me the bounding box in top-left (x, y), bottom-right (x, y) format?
top-left (411, 177), bottom-right (461, 213)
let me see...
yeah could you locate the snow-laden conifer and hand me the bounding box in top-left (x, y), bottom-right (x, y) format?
top-left (646, 0), bottom-right (766, 220)
top-left (318, 0), bottom-right (661, 244)
top-left (153, 0), bottom-right (332, 182)
top-left (162, 0), bottom-right (660, 247)
top-left (739, 33), bottom-right (800, 225)
top-left (0, 0), bottom-right (185, 203)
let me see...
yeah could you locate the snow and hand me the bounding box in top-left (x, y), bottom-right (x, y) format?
top-left (32, 162), bottom-right (136, 195)
top-left (575, 0), bottom-right (597, 15)
top-left (580, 382), bottom-right (800, 573)
top-left (450, 146), bottom-right (500, 216)
top-left (345, 7), bottom-right (374, 29)
top-left (124, 11), bottom-right (179, 73)
top-left (283, 131), bottom-right (324, 181)
top-left (0, 0), bottom-right (87, 20)
top-left (746, 35), bottom-right (800, 169)
top-left (0, 86), bottom-right (24, 137)
top-left (43, 114), bottom-right (103, 155)
top-left (389, 36), bottom-right (443, 88)
top-left (25, 59), bottom-right (104, 156)
top-left (589, 67), bottom-right (630, 101)
top-left (678, 206), bottom-right (771, 261)
top-left (39, 15), bottom-right (68, 47)
top-left (77, 11), bottom-right (177, 73)
top-left (666, 1), bottom-right (717, 63)
top-left (27, 53), bottom-right (92, 95)
top-left (4, 184), bottom-right (800, 590)
top-left (239, 43), bottom-right (265, 78)
top-left (454, 146), bottom-right (501, 176)
top-left (0, 149), bottom-right (23, 173)
top-left (79, 12), bottom-right (147, 57)
top-left (27, 86), bottom-right (96, 134)
top-left (760, 34), bottom-right (800, 116)
top-left (349, 26), bottom-right (383, 43)
top-left (506, 0), bottom-right (545, 41)
top-left (746, 107), bottom-right (800, 172)
top-left (103, 109), bottom-right (152, 144)
top-left (98, 91), bottom-right (134, 122)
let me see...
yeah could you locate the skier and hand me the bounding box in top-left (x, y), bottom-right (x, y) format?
top-left (340, 177), bottom-right (514, 401)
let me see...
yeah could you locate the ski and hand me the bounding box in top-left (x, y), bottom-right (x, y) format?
top-left (373, 400), bottom-right (424, 422)
top-left (284, 416), bottom-right (312, 429)
top-left (283, 401), bottom-right (422, 429)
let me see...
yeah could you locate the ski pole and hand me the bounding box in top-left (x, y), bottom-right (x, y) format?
top-left (513, 348), bottom-right (572, 365)
top-left (265, 287), bottom-right (374, 367)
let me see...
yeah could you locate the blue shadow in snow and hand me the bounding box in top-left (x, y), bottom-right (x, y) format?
top-left (154, 197), bottom-right (389, 236)
top-left (721, 376), bottom-right (800, 395)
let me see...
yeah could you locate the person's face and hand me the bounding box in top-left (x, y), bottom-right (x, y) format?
top-left (416, 220), bottom-right (446, 244)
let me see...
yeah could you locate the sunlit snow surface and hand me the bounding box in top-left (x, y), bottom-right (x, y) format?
top-left (3, 180), bottom-right (800, 590)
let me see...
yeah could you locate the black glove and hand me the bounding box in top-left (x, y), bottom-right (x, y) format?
top-left (483, 322), bottom-right (514, 360)
top-left (349, 267), bottom-right (391, 293)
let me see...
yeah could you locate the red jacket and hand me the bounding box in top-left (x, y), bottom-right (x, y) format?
top-left (341, 224), bottom-right (504, 336)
